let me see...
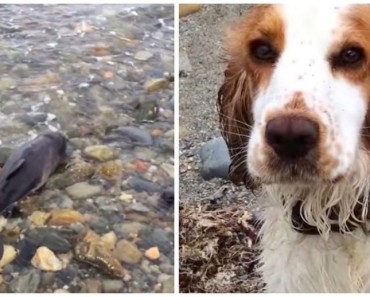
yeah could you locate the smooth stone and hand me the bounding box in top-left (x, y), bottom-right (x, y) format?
top-left (113, 239), bottom-right (142, 264)
top-left (9, 269), bottom-right (41, 293)
top-left (144, 78), bottom-right (169, 93)
top-left (48, 209), bottom-right (86, 226)
top-left (162, 276), bottom-right (174, 293)
top-left (102, 279), bottom-right (124, 293)
top-left (139, 228), bottom-right (173, 256)
top-left (27, 229), bottom-right (72, 254)
top-left (134, 51), bottom-right (153, 61)
top-left (84, 145), bottom-right (115, 162)
top-left (31, 246), bottom-right (63, 271)
top-left (112, 126), bottom-right (153, 146)
top-left (66, 182), bottom-right (102, 200)
top-left (18, 112), bottom-right (47, 126)
top-left (116, 222), bottom-right (145, 237)
top-left (125, 176), bottom-right (162, 193)
top-left (129, 202), bottom-right (150, 213)
top-left (199, 137), bottom-right (231, 181)
top-left (84, 279), bottom-right (102, 293)
top-left (0, 245), bottom-right (17, 268)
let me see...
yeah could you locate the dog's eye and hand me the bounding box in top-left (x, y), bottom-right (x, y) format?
top-left (250, 40), bottom-right (278, 63)
top-left (332, 46), bottom-right (365, 68)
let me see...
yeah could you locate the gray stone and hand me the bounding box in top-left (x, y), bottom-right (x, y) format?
top-left (66, 182), bottom-right (102, 200)
top-left (27, 228), bottom-right (72, 253)
top-left (129, 202), bottom-right (150, 213)
top-left (134, 50), bottom-right (153, 61)
top-left (112, 126), bottom-right (153, 146)
top-left (9, 269), bottom-right (41, 293)
top-left (102, 280), bottom-right (124, 293)
top-left (179, 50), bottom-right (192, 73)
top-left (125, 176), bottom-right (162, 193)
top-left (199, 137), bottom-right (231, 181)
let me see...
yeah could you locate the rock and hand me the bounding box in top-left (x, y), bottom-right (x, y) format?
top-left (161, 163), bottom-right (174, 179)
top-left (134, 51), bottom-right (153, 61)
top-left (66, 182), bottom-right (102, 200)
top-left (28, 211), bottom-right (51, 227)
top-left (18, 112), bottom-right (47, 126)
top-left (119, 192), bottom-right (133, 201)
top-left (199, 137), bottom-right (231, 180)
top-left (84, 279), bottom-right (102, 293)
top-left (98, 160), bottom-right (123, 179)
top-left (84, 145), bottom-right (115, 162)
top-left (100, 231), bottom-right (117, 250)
top-left (117, 222), bottom-right (145, 237)
top-left (125, 176), bottom-right (162, 193)
top-left (27, 229), bottom-right (72, 254)
top-left (145, 247), bottom-right (160, 261)
top-left (90, 43), bottom-right (111, 56)
top-left (128, 202), bottom-right (150, 213)
top-left (179, 4), bottom-right (202, 17)
top-left (140, 228), bottom-right (173, 256)
top-left (113, 239), bottom-right (142, 264)
top-left (0, 245), bottom-right (17, 268)
top-left (9, 269), bottom-right (41, 293)
top-left (112, 126), bottom-right (153, 146)
top-left (0, 77), bottom-right (15, 90)
top-left (16, 238), bottom-right (39, 266)
top-left (31, 246), bottom-right (63, 271)
top-left (49, 161), bottom-right (95, 188)
top-left (162, 276), bottom-right (174, 293)
top-left (144, 78), bottom-right (169, 92)
top-left (48, 209), bottom-right (86, 226)
top-left (102, 279), bottom-right (124, 293)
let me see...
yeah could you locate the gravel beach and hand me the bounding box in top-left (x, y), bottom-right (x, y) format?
top-left (0, 4), bottom-right (174, 293)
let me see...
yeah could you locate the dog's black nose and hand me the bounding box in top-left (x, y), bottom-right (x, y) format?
top-left (265, 116), bottom-right (319, 159)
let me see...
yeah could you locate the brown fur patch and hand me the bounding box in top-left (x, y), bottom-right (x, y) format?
top-left (218, 5), bottom-right (284, 188)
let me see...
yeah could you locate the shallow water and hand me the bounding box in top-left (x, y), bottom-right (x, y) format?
top-left (0, 4), bottom-right (174, 293)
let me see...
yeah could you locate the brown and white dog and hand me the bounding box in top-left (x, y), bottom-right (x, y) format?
top-left (218, 4), bottom-right (370, 293)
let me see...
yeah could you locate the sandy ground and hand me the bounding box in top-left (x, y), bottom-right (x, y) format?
top-left (179, 4), bottom-right (259, 209)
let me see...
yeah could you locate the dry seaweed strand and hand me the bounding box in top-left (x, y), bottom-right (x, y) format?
top-left (179, 202), bottom-right (265, 293)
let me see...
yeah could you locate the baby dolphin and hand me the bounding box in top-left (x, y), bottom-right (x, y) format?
top-left (0, 131), bottom-right (67, 214)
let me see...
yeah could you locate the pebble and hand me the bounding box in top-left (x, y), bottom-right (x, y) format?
top-left (118, 222), bottom-right (145, 237)
top-left (179, 4), bottom-right (202, 17)
top-left (144, 78), bottom-right (169, 92)
top-left (31, 246), bottom-right (63, 271)
top-left (199, 137), bottom-right (231, 180)
top-left (113, 239), bottom-right (142, 264)
top-left (134, 50), bottom-right (153, 61)
top-left (179, 49), bottom-right (193, 73)
top-left (112, 126), bottom-right (153, 146)
top-left (66, 182), bottom-right (102, 200)
top-left (100, 231), bottom-right (117, 250)
top-left (129, 202), bottom-right (150, 213)
top-left (28, 211), bottom-right (51, 227)
top-left (84, 145), bottom-right (115, 161)
top-left (144, 246), bottom-right (160, 261)
top-left (125, 176), bottom-right (162, 193)
top-left (84, 279), bottom-right (102, 293)
top-left (48, 209), bottom-right (86, 226)
top-left (140, 228), bottom-right (173, 256)
top-left (0, 245), bottom-right (17, 268)
top-left (98, 160), bottom-right (123, 179)
top-left (160, 163), bottom-right (174, 179)
top-left (102, 280), bottom-right (124, 293)
top-left (162, 276), bottom-right (174, 293)
top-left (27, 229), bottom-right (71, 254)
top-left (9, 269), bottom-right (41, 293)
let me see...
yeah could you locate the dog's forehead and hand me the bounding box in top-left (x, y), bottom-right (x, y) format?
top-left (278, 4), bottom-right (352, 48)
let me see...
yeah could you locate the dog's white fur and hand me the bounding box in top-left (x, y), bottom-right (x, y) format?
top-left (240, 4), bottom-right (370, 293)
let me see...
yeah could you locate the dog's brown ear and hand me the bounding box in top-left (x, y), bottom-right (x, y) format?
top-left (217, 62), bottom-right (257, 190)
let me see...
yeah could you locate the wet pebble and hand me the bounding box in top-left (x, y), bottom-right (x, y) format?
top-left (111, 126), bottom-right (153, 146)
top-left (144, 78), bottom-right (169, 92)
top-left (27, 229), bottom-right (72, 254)
top-left (0, 245), bottom-right (17, 268)
top-left (113, 239), bottom-right (142, 264)
top-left (31, 246), bottom-right (63, 272)
top-left (134, 50), bottom-right (153, 61)
top-left (9, 269), bottom-right (41, 293)
top-left (48, 209), bottom-right (85, 226)
top-left (84, 279), bottom-right (102, 293)
top-left (66, 182), bottom-right (102, 200)
top-left (199, 137), bottom-right (231, 180)
top-left (116, 222), bottom-right (146, 237)
top-left (140, 228), bottom-right (173, 256)
top-left (129, 202), bottom-right (150, 213)
top-left (124, 176), bottom-right (162, 193)
top-left (17, 112), bottom-right (48, 126)
top-left (102, 279), bottom-right (124, 293)
top-left (84, 145), bottom-right (115, 161)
